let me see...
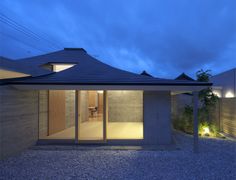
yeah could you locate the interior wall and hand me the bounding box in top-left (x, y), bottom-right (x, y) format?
top-left (48, 90), bottom-right (66, 135)
top-left (0, 86), bottom-right (38, 160)
top-left (65, 90), bottom-right (75, 128)
top-left (98, 93), bottom-right (103, 113)
top-left (107, 91), bottom-right (143, 122)
top-left (88, 91), bottom-right (97, 107)
top-left (39, 90), bottom-right (48, 138)
top-left (80, 91), bottom-right (89, 122)
top-left (39, 90), bottom-right (75, 138)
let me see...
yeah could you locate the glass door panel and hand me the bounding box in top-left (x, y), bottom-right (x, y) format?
top-left (78, 90), bottom-right (104, 140)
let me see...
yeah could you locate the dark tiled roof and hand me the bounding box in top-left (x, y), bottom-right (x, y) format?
top-left (140, 70), bottom-right (153, 77)
top-left (5, 49), bottom-right (210, 86)
top-left (0, 56), bottom-right (51, 77)
top-left (175, 73), bottom-right (195, 81)
top-left (0, 56), bottom-right (25, 73)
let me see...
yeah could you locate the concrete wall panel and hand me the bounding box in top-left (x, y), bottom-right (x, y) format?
top-left (144, 91), bottom-right (172, 145)
top-left (108, 91), bottom-right (143, 122)
top-left (65, 90), bottom-right (75, 128)
top-left (0, 86), bottom-right (38, 159)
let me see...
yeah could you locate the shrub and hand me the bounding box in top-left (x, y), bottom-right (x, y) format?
top-left (173, 69), bottom-right (220, 137)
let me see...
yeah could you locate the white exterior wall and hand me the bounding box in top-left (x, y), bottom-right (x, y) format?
top-left (211, 68), bottom-right (236, 98)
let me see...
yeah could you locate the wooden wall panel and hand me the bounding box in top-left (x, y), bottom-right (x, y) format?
top-left (49, 90), bottom-right (65, 135)
top-left (221, 98), bottom-right (236, 137)
top-left (88, 91), bottom-right (97, 107)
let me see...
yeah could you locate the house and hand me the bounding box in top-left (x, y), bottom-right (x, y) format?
top-left (210, 69), bottom-right (236, 137)
top-left (211, 68), bottom-right (236, 98)
top-left (140, 70), bottom-right (153, 77)
top-left (171, 70), bottom-right (236, 138)
top-left (0, 56), bottom-right (51, 79)
top-left (0, 48), bottom-right (211, 159)
top-left (171, 73), bottom-right (195, 121)
top-left (0, 57), bottom-right (30, 79)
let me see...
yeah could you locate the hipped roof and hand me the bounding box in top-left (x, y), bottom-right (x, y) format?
top-left (175, 73), bottom-right (195, 81)
top-left (4, 49), bottom-right (211, 86)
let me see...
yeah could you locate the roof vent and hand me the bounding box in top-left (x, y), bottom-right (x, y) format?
top-left (64, 48), bottom-right (87, 53)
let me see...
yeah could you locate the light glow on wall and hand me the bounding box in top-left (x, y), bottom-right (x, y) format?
top-left (225, 91), bottom-right (234, 98)
top-left (212, 90), bottom-right (221, 97)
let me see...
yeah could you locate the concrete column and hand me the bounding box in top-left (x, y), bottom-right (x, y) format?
top-left (193, 91), bottom-right (199, 153)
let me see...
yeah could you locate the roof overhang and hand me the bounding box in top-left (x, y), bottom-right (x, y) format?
top-left (9, 84), bottom-right (211, 92)
top-left (0, 69), bottom-right (30, 79)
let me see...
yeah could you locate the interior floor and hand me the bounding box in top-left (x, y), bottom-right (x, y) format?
top-left (43, 122), bottom-right (143, 140)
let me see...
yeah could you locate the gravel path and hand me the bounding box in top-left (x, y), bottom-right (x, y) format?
top-left (0, 132), bottom-right (235, 180)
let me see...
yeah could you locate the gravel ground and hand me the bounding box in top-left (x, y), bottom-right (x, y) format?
top-left (0, 132), bottom-right (235, 180)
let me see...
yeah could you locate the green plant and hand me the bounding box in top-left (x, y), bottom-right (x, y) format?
top-left (199, 121), bottom-right (210, 136)
top-left (174, 69), bottom-right (220, 137)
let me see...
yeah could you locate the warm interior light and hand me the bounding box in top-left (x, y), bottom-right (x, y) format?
top-left (52, 64), bottom-right (75, 72)
top-left (203, 127), bottom-right (210, 135)
top-left (97, 90), bottom-right (103, 94)
top-left (225, 91), bottom-right (234, 98)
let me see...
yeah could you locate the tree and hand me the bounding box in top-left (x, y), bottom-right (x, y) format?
top-left (196, 69), bottom-right (218, 122)
top-left (173, 69), bottom-right (219, 136)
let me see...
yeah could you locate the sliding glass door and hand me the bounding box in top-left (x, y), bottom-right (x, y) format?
top-left (106, 91), bottom-right (143, 139)
top-left (38, 90), bottom-right (143, 142)
top-left (39, 90), bottom-right (75, 140)
top-left (78, 90), bottom-right (104, 141)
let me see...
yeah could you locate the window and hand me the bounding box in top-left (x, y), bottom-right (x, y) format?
top-left (41, 63), bottom-right (76, 72)
top-left (52, 63), bottom-right (76, 72)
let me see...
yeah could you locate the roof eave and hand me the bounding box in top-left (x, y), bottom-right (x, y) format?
top-left (5, 82), bottom-right (212, 86)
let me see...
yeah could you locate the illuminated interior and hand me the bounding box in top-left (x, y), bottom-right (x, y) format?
top-left (52, 63), bottom-right (76, 72)
top-left (107, 91), bottom-right (143, 139)
top-left (39, 90), bottom-right (143, 141)
top-left (79, 90), bottom-right (104, 140)
top-left (39, 90), bottom-right (75, 139)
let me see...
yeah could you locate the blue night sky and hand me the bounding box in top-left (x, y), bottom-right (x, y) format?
top-left (0, 0), bottom-right (236, 78)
